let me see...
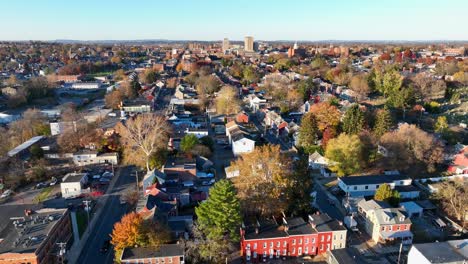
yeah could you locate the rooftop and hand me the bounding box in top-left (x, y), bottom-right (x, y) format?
top-left (412, 239), bottom-right (468, 263)
top-left (62, 173), bottom-right (87, 183)
top-left (0, 205), bottom-right (67, 254)
top-left (7, 136), bottom-right (44, 157)
top-left (121, 244), bottom-right (184, 260)
top-left (339, 174), bottom-right (410, 186)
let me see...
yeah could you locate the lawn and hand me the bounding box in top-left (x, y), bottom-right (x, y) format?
top-left (34, 187), bottom-right (53, 203)
top-left (76, 210), bottom-right (89, 237)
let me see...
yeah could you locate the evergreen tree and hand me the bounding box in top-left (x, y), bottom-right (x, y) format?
top-left (195, 180), bottom-right (242, 241)
top-left (298, 112), bottom-right (319, 152)
top-left (373, 107), bottom-right (393, 138)
top-left (374, 183), bottom-right (401, 206)
top-left (342, 104), bottom-right (365, 134)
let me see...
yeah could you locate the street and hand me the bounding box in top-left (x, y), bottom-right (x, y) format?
top-left (76, 166), bottom-right (136, 264)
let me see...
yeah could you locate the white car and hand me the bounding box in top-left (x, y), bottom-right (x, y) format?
top-left (1, 189), bottom-right (12, 199)
top-left (49, 177), bottom-right (58, 186)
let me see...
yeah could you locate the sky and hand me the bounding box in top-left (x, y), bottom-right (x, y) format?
top-left (1, 0), bottom-right (467, 41)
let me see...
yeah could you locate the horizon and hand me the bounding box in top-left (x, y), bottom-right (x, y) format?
top-left (1, 0), bottom-right (467, 41)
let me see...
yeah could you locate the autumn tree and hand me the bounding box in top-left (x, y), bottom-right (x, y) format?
top-left (380, 124), bottom-right (443, 173)
top-left (215, 86), bottom-right (241, 115)
top-left (297, 77), bottom-right (317, 101)
top-left (105, 89), bottom-right (124, 109)
top-left (116, 114), bottom-right (171, 171)
top-left (453, 71), bottom-right (468, 85)
top-left (298, 112), bottom-right (319, 152)
top-left (195, 180), bottom-right (241, 241)
top-left (374, 183), bottom-right (400, 206)
top-left (111, 212), bottom-right (170, 263)
top-left (349, 74), bottom-right (370, 101)
top-left (434, 180), bottom-right (468, 228)
top-left (9, 109), bottom-right (50, 146)
top-left (231, 145), bottom-right (292, 216)
top-left (342, 104), bottom-right (365, 135)
top-left (114, 69), bottom-right (126, 81)
top-left (373, 107), bottom-right (393, 139)
top-left (140, 68), bottom-right (158, 84)
top-left (309, 102), bottom-right (341, 132)
top-left (325, 133), bottom-right (363, 176)
top-left (434, 116), bottom-right (449, 134)
top-left (321, 126), bottom-right (337, 150)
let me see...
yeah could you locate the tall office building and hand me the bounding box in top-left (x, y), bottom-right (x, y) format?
top-left (244, 36), bottom-right (254, 52)
top-left (222, 38), bottom-right (230, 52)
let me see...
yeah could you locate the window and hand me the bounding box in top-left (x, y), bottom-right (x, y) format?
top-left (376, 185), bottom-right (379, 189)
top-left (253, 252), bottom-right (257, 258)
top-left (299, 238), bottom-right (302, 244)
top-left (305, 238), bottom-right (309, 244)
top-left (304, 246), bottom-right (308, 254)
top-left (292, 239), bottom-right (296, 245)
top-left (168, 258), bottom-right (172, 263)
top-left (400, 181), bottom-right (404, 184)
top-left (263, 242), bottom-right (267, 248)
top-left (276, 250), bottom-right (280, 258)
top-left (321, 236), bottom-right (324, 242)
top-left (320, 245), bottom-right (323, 251)
top-left (397, 226), bottom-right (400, 231)
top-left (283, 241), bottom-right (287, 247)
top-left (276, 241), bottom-right (280, 247)
top-left (283, 249), bottom-right (287, 256)
top-left (263, 251), bottom-right (267, 258)
top-left (253, 243), bottom-right (257, 249)
top-left (298, 247), bottom-right (302, 255)
top-left (365, 185), bottom-right (369, 190)
top-left (270, 242), bottom-right (273, 248)
top-left (340, 234), bottom-right (343, 239)
top-left (333, 235), bottom-right (336, 240)
top-left (246, 244), bottom-right (250, 249)
top-left (312, 246), bottom-right (315, 253)
top-left (353, 186), bottom-right (358, 190)
top-left (327, 235), bottom-right (331, 241)
top-left (381, 226), bottom-right (385, 231)
top-left (326, 244), bottom-right (330, 251)
top-left (312, 237), bottom-right (315, 243)
top-left (292, 248), bottom-right (295, 254)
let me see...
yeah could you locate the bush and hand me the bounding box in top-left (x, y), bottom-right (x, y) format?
top-left (424, 101), bottom-right (441, 113)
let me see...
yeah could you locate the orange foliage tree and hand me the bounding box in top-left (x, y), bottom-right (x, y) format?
top-left (309, 102), bottom-right (341, 132)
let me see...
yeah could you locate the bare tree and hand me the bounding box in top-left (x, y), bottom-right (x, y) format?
top-left (116, 114), bottom-right (171, 171)
top-left (434, 180), bottom-right (468, 228)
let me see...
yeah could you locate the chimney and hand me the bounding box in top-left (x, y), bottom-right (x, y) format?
top-left (255, 228), bottom-right (259, 234)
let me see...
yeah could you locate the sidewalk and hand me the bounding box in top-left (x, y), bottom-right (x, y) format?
top-left (66, 167), bottom-right (121, 264)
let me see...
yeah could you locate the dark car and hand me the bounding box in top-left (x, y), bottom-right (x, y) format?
top-left (100, 239), bottom-right (111, 253)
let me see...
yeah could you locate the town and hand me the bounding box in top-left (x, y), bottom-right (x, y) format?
top-left (0, 3), bottom-right (467, 264)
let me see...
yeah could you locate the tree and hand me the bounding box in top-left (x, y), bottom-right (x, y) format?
top-left (434, 116), bottom-right (449, 134)
top-left (140, 68), bottom-right (158, 84)
top-left (310, 56), bottom-right (326, 69)
top-left (380, 124), bottom-right (443, 173)
top-left (30, 145), bottom-right (44, 160)
top-left (374, 183), bottom-right (400, 206)
top-left (111, 212), bottom-right (170, 263)
top-left (310, 102), bottom-right (341, 131)
top-left (105, 89), bottom-right (124, 109)
top-left (298, 113), bottom-right (319, 151)
top-left (231, 145), bottom-right (292, 216)
top-left (297, 78), bottom-right (317, 101)
top-left (196, 180), bottom-right (241, 241)
top-left (342, 104), bottom-right (365, 135)
top-left (453, 71), bottom-right (468, 85)
top-left (286, 156), bottom-right (314, 216)
top-left (325, 134), bottom-right (363, 176)
top-left (196, 75), bottom-right (221, 95)
top-left (114, 69), bottom-right (126, 81)
top-left (215, 86), bottom-right (241, 115)
top-left (373, 107), bottom-right (393, 139)
top-left (322, 126), bottom-right (337, 149)
top-left (434, 180), bottom-right (468, 228)
top-left (387, 85), bottom-right (415, 119)
top-left (349, 74), bottom-right (370, 101)
top-left (148, 148), bottom-right (168, 170)
top-left (9, 109), bottom-right (50, 147)
top-left (116, 114), bottom-right (171, 171)
top-left (180, 134), bottom-right (199, 156)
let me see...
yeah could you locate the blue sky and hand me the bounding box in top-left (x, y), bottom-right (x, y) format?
top-left (1, 0), bottom-right (467, 41)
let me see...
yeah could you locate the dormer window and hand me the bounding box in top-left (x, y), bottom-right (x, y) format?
top-left (400, 216), bottom-right (405, 221)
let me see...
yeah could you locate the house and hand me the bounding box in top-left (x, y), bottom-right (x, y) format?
top-left (400, 201), bottom-right (424, 218)
top-left (448, 146), bottom-right (468, 175)
top-left (232, 135), bottom-right (256, 156)
top-left (0, 205), bottom-right (71, 264)
top-left (72, 151), bottom-right (119, 166)
top-left (240, 213), bottom-right (347, 262)
top-left (236, 112), bottom-right (249, 123)
top-left (49, 120), bottom-right (78, 135)
top-left (248, 94), bottom-right (268, 112)
top-left (337, 174), bottom-right (419, 199)
top-left (327, 247), bottom-right (368, 264)
top-left (7, 136), bottom-right (45, 159)
top-left (309, 151), bottom-right (330, 169)
top-left (357, 199), bottom-right (413, 245)
top-left (407, 239), bottom-right (467, 264)
top-left (120, 244), bottom-right (185, 264)
top-left (121, 100), bottom-right (152, 114)
top-left (60, 173), bottom-right (88, 199)
top-left (69, 82), bottom-right (102, 89)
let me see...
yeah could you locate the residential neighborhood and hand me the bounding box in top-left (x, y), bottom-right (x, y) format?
top-left (0, 1), bottom-right (467, 264)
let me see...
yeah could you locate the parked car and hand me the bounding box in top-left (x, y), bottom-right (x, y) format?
top-left (201, 179), bottom-right (216, 186)
top-left (102, 172), bottom-right (113, 178)
top-left (92, 175), bottom-right (101, 179)
top-left (49, 177), bottom-right (58, 186)
top-left (35, 182), bottom-right (48, 189)
top-left (100, 239), bottom-right (111, 253)
top-left (0, 189), bottom-right (12, 199)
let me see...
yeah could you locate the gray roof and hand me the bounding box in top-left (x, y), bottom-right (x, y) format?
top-left (412, 239), bottom-right (468, 263)
top-left (339, 174), bottom-right (410, 186)
top-left (8, 136), bottom-right (44, 157)
top-left (121, 244), bottom-right (184, 260)
top-left (0, 205), bottom-right (67, 254)
top-left (62, 173), bottom-right (87, 183)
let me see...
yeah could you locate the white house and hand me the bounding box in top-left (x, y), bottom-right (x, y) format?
top-left (73, 151), bottom-right (119, 166)
top-left (50, 121), bottom-right (77, 136)
top-left (407, 239), bottom-right (468, 264)
top-left (185, 127), bottom-right (209, 139)
top-left (338, 174), bottom-right (419, 198)
top-left (232, 136), bottom-right (255, 156)
top-left (308, 151), bottom-right (330, 169)
top-left (61, 173), bottom-right (88, 199)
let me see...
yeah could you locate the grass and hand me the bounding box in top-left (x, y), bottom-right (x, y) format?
top-left (34, 187), bottom-right (53, 203)
top-left (76, 211), bottom-right (89, 237)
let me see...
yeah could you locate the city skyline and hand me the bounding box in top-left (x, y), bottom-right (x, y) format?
top-left (1, 0), bottom-right (467, 41)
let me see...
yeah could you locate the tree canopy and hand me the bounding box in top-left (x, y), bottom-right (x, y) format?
top-left (374, 183), bottom-right (400, 207)
top-left (342, 104), bottom-right (365, 135)
top-left (325, 133), bottom-right (363, 176)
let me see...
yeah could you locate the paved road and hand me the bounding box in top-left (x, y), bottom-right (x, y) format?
top-left (76, 166), bottom-right (136, 264)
